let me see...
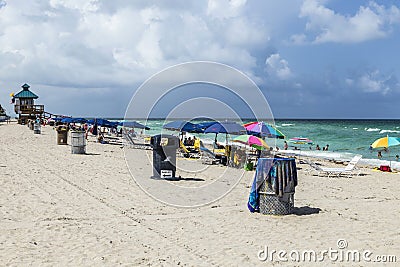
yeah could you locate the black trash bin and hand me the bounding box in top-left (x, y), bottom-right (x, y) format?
top-left (150, 134), bottom-right (179, 180)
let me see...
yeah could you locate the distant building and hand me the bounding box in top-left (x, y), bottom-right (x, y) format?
top-left (13, 83), bottom-right (44, 124)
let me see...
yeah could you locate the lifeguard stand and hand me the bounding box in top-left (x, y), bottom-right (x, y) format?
top-left (13, 83), bottom-right (44, 124)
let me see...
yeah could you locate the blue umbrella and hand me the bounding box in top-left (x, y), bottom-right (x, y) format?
top-left (119, 121), bottom-right (150, 130)
top-left (204, 121), bottom-right (247, 148)
top-left (163, 120), bottom-right (198, 132)
top-left (203, 121), bottom-right (246, 135)
top-left (61, 117), bottom-right (72, 123)
top-left (61, 117), bottom-right (87, 124)
top-left (52, 117), bottom-right (64, 122)
top-left (192, 121), bottom-right (217, 133)
top-left (87, 118), bottom-right (118, 128)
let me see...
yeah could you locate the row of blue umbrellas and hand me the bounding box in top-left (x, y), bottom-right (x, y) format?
top-left (51, 117), bottom-right (149, 129)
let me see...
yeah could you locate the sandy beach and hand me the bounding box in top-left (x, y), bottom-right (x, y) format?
top-left (1, 121), bottom-right (399, 266)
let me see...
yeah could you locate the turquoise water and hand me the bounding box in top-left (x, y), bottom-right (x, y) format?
top-left (115, 119), bottom-right (400, 162)
top-left (272, 120), bottom-right (400, 161)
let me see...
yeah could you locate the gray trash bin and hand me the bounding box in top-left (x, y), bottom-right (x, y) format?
top-left (71, 131), bottom-right (86, 154)
top-left (33, 123), bottom-right (41, 134)
top-left (150, 134), bottom-right (179, 180)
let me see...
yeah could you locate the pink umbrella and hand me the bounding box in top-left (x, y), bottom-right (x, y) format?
top-left (232, 134), bottom-right (269, 150)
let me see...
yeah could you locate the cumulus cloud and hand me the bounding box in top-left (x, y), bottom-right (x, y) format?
top-left (0, 0), bottom-right (270, 89)
top-left (347, 70), bottom-right (399, 95)
top-left (265, 53), bottom-right (292, 80)
top-left (0, 0), bottom-right (399, 118)
top-left (294, 0), bottom-right (400, 43)
top-left (207, 0), bottom-right (247, 19)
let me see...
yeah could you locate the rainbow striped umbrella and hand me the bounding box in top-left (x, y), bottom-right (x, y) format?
top-left (243, 121), bottom-right (285, 139)
top-left (371, 135), bottom-right (400, 148)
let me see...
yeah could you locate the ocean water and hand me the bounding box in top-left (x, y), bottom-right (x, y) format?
top-left (116, 118), bottom-right (400, 167)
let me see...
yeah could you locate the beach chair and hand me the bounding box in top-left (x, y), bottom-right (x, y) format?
top-left (179, 140), bottom-right (200, 158)
top-left (122, 129), bottom-right (151, 150)
top-left (307, 155), bottom-right (362, 178)
top-left (200, 146), bottom-right (219, 165)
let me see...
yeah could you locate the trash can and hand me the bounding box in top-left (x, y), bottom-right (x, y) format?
top-left (150, 134), bottom-right (179, 180)
top-left (71, 131), bottom-right (86, 154)
top-left (33, 123), bottom-right (41, 134)
top-left (56, 126), bottom-right (69, 145)
top-left (257, 158), bottom-right (297, 215)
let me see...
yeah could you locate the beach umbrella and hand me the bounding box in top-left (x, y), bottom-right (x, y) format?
top-left (119, 121), bottom-right (150, 130)
top-left (87, 118), bottom-right (118, 128)
top-left (204, 121), bottom-right (247, 148)
top-left (51, 117), bottom-right (63, 122)
top-left (61, 117), bottom-right (87, 124)
top-left (232, 135), bottom-right (269, 150)
top-left (244, 121), bottom-right (285, 139)
top-left (191, 121), bottom-right (217, 133)
top-left (203, 121), bottom-right (246, 135)
top-left (60, 117), bottom-right (73, 123)
top-left (371, 135), bottom-right (400, 167)
top-left (163, 120), bottom-right (197, 132)
top-left (371, 135), bottom-right (400, 148)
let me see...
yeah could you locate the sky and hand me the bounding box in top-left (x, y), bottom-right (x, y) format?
top-left (1, 0), bottom-right (400, 119)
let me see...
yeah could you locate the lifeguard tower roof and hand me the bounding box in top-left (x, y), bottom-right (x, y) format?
top-left (14, 83), bottom-right (38, 99)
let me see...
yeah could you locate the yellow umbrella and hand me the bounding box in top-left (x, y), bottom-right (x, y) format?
top-left (371, 135), bottom-right (400, 149)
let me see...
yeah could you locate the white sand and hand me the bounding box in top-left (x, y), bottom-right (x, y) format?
top-left (1, 122), bottom-right (399, 266)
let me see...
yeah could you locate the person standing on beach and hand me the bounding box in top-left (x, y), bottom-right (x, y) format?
top-left (194, 136), bottom-right (200, 151)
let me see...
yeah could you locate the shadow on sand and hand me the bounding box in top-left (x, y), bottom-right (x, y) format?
top-left (151, 176), bottom-right (205, 182)
top-left (176, 177), bottom-right (205, 182)
top-left (291, 206), bottom-right (321, 216)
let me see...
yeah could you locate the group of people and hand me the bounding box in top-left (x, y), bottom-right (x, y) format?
top-left (183, 137), bottom-right (195, 146)
top-left (376, 149), bottom-right (399, 161)
top-left (183, 136), bottom-right (201, 151)
top-left (315, 144), bottom-right (329, 151)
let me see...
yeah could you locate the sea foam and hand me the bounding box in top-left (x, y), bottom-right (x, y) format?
top-left (379, 130), bottom-right (400, 134)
